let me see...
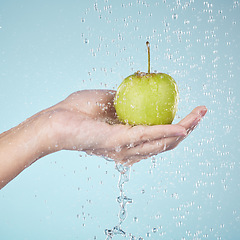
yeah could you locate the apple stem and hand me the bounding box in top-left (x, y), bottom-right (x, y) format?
top-left (146, 41), bottom-right (150, 74)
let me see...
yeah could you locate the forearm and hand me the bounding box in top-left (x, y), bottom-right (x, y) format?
top-left (0, 111), bottom-right (55, 189)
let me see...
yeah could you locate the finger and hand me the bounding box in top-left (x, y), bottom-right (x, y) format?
top-left (177, 106), bottom-right (207, 128)
top-left (120, 124), bottom-right (187, 147)
top-left (115, 137), bottom-right (176, 167)
top-left (124, 106), bottom-right (208, 159)
top-left (103, 118), bottom-right (188, 161)
top-left (114, 106), bottom-right (208, 166)
top-left (164, 106), bottom-right (208, 151)
top-left (123, 138), bottom-right (168, 159)
top-left (119, 106), bottom-right (207, 150)
top-left (98, 134), bottom-right (183, 166)
top-left (163, 122), bottom-right (199, 152)
top-left (160, 135), bottom-right (184, 152)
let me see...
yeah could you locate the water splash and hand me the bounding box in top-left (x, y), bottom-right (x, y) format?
top-left (105, 163), bottom-right (132, 239)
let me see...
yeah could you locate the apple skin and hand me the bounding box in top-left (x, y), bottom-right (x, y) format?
top-left (114, 71), bottom-right (179, 125)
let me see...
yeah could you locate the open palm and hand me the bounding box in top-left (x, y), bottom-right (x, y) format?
top-left (48, 90), bottom-right (207, 166)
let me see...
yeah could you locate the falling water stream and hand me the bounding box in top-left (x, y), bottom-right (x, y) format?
top-left (105, 164), bottom-right (133, 239)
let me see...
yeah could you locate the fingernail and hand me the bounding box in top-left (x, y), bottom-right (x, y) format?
top-left (199, 106), bottom-right (208, 117)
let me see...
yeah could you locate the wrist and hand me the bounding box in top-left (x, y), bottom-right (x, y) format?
top-left (11, 110), bottom-right (60, 162)
top-left (33, 110), bottom-right (62, 157)
top-left (18, 112), bottom-right (55, 162)
top-left (0, 111), bottom-right (55, 188)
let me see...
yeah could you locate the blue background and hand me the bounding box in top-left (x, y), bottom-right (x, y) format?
top-left (0, 0), bottom-right (239, 239)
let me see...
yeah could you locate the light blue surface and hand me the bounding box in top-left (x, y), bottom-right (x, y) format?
top-left (0, 0), bottom-right (239, 239)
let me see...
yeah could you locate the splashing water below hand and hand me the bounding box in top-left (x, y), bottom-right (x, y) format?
top-left (105, 163), bottom-right (132, 239)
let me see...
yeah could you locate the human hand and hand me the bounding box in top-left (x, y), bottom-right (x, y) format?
top-left (47, 90), bottom-right (207, 166)
top-left (0, 89), bottom-right (207, 189)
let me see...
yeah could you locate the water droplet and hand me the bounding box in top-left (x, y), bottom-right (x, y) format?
top-left (152, 227), bottom-right (158, 233)
top-left (133, 216), bottom-right (138, 222)
top-left (146, 232), bottom-right (151, 237)
top-left (172, 14), bottom-right (178, 20)
top-left (115, 146), bottom-right (122, 152)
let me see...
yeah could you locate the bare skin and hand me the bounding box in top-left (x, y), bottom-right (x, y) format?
top-left (0, 90), bottom-right (207, 189)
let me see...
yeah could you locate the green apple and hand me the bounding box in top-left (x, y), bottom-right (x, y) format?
top-left (114, 42), bottom-right (179, 126)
